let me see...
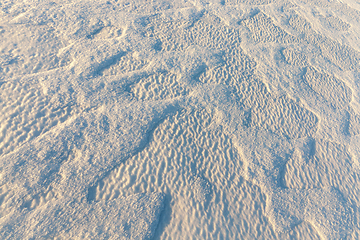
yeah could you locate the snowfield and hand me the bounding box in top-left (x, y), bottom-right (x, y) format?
top-left (1, 0), bottom-right (360, 239)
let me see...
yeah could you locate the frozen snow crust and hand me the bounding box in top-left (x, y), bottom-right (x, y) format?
top-left (1, 0), bottom-right (360, 239)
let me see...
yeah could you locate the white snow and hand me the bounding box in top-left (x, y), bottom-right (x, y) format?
top-left (1, 0), bottom-right (360, 239)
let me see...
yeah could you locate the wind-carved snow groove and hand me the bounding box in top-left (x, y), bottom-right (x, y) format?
top-left (90, 108), bottom-right (276, 239)
top-left (21, 187), bottom-right (58, 211)
top-left (101, 52), bottom-right (148, 76)
top-left (0, 80), bottom-right (77, 157)
top-left (70, 48), bottom-right (148, 78)
top-left (58, 37), bottom-right (148, 78)
top-left (130, 71), bottom-right (189, 101)
top-left (240, 11), bottom-right (299, 44)
top-left (86, 25), bottom-right (124, 40)
top-left (92, 51), bottom-right (127, 76)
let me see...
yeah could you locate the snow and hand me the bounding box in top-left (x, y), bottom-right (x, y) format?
top-left (1, 0), bottom-right (360, 239)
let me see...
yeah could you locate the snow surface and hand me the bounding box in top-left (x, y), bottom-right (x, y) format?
top-left (1, 0), bottom-right (360, 239)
